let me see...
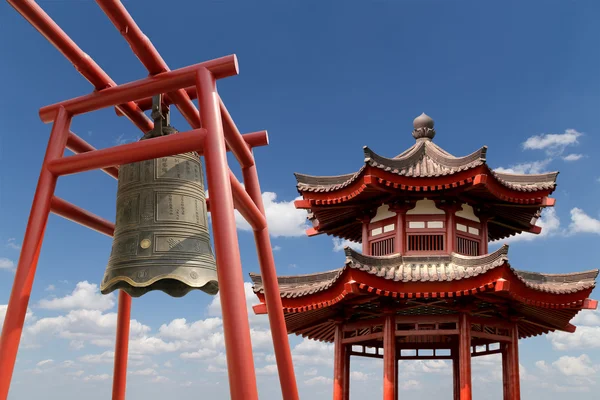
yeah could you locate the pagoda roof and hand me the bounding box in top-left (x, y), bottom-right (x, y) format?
top-left (293, 113), bottom-right (559, 242)
top-left (250, 246), bottom-right (598, 341)
top-left (295, 141), bottom-right (558, 193)
top-left (251, 246), bottom-right (597, 299)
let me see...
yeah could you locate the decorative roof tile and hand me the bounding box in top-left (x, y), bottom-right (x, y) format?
top-left (250, 245), bottom-right (597, 298)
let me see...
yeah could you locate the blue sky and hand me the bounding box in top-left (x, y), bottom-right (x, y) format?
top-left (1, 0), bottom-right (599, 398)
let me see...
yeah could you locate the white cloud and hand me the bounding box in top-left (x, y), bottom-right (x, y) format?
top-left (272, 245), bottom-right (282, 251)
top-left (494, 159), bottom-right (552, 174)
top-left (552, 354), bottom-right (598, 377)
top-left (158, 317), bottom-right (222, 341)
top-left (0, 257), bottom-right (15, 271)
top-left (45, 284), bottom-right (56, 292)
top-left (563, 153), bottom-right (584, 161)
top-left (129, 368), bottom-right (158, 376)
top-left (567, 208), bottom-right (600, 235)
top-left (36, 359), bottom-right (54, 367)
top-left (303, 368), bottom-right (318, 376)
top-left (304, 376), bottom-right (333, 386)
top-left (180, 348), bottom-right (218, 360)
top-left (332, 238), bottom-right (362, 252)
top-left (350, 371), bottom-right (371, 381)
top-left (256, 364), bottom-right (278, 375)
top-left (6, 238), bottom-right (20, 250)
top-left (400, 379), bottom-right (421, 390)
top-left (291, 338), bottom-right (334, 367)
top-left (572, 310), bottom-right (600, 327)
top-left (234, 192), bottom-right (309, 237)
top-left (151, 376), bottom-right (171, 383)
top-left (536, 360), bottom-right (551, 373)
top-left (38, 281), bottom-right (115, 311)
top-left (523, 129), bottom-right (583, 155)
top-left (82, 374), bottom-right (110, 382)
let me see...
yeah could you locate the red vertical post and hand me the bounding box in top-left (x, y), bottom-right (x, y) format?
top-left (333, 323), bottom-right (346, 400)
top-left (508, 322), bottom-right (521, 400)
top-left (361, 216), bottom-right (370, 254)
top-left (0, 107), bottom-right (71, 400)
top-left (452, 345), bottom-right (460, 400)
top-left (343, 346), bottom-right (350, 400)
top-left (111, 291), bottom-right (131, 400)
top-left (383, 314), bottom-right (396, 400)
top-left (242, 162), bottom-right (299, 400)
top-left (458, 312), bottom-right (472, 400)
top-left (393, 353), bottom-right (398, 400)
top-left (479, 215), bottom-right (489, 255)
top-left (195, 67), bottom-right (258, 400)
top-left (501, 343), bottom-right (510, 400)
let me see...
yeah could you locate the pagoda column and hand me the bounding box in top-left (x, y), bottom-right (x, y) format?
top-left (333, 322), bottom-right (347, 400)
top-left (343, 347), bottom-right (350, 400)
top-left (389, 202), bottom-right (413, 255)
top-left (458, 312), bottom-right (472, 400)
top-left (501, 343), bottom-right (510, 400)
top-left (437, 202), bottom-right (461, 253)
top-left (503, 321), bottom-right (521, 400)
top-left (383, 313), bottom-right (397, 400)
top-left (452, 344), bottom-right (460, 400)
top-left (475, 210), bottom-right (489, 255)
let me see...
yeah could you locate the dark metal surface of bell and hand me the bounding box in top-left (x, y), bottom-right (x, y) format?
top-left (101, 96), bottom-right (218, 298)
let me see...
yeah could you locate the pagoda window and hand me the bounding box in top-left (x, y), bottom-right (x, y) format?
top-left (368, 216), bottom-right (396, 256)
top-left (455, 216), bottom-right (482, 256)
top-left (404, 199), bottom-right (446, 255)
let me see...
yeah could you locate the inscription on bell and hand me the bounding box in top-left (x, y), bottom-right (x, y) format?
top-left (116, 195), bottom-right (139, 226)
top-left (118, 162), bottom-right (140, 187)
top-left (156, 156), bottom-right (202, 183)
top-left (156, 193), bottom-right (206, 225)
top-left (156, 236), bottom-right (211, 253)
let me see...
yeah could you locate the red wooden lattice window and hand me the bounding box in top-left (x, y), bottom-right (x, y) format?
top-left (455, 216), bottom-right (481, 256)
top-left (368, 217), bottom-right (396, 256)
top-left (405, 215), bottom-right (446, 255)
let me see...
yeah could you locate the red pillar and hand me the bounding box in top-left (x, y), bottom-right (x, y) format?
top-left (393, 355), bottom-right (398, 400)
top-left (333, 323), bottom-right (346, 400)
top-left (452, 347), bottom-right (460, 400)
top-left (242, 163), bottom-right (299, 400)
top-left (0, 107), bottom-right (71, 400)
top-left (343, 347), bottom-right (350, 400)
top-left (112, 291), bottom-right (131, 400)
top-left (196, 68), bottom-right (258, 400)
top-left (383, 314), bottom-right (396, 400)
top-left (479, 215), bottom-right (489, 255)
top-left (508, 322), bottom-right (521, 400)
top-left (389, 203), bottom-right (412, 255)
top-left (501, 343), bottom-right (510, 400)
top-left (458, 312), bottom-right (472, 400)
top-left (361, 215), bottom-right (370, 255)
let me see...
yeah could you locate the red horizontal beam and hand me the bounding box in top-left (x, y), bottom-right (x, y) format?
top-left (39, 55), bottom-right (238, 123)
top-left (95, 0), bottom-right (201, 128)
top-left (47, 128), bottom-right (207, 176)
top-left (66, 132), bottom-right (119, 179)
top-left (50, 196), bottom-right (115, 237)
top-left (220, 98), bottom-right (255, 168)
top-left (253, 304), bottom-right (268, 315)
top-left (6, 0), bottom-right (152, 132)
top-left (115, 87), bottom-right (198, 114)
top-left (229, 170), bottom-right (267, 231)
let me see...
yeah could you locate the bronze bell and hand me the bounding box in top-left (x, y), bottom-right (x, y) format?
top-left (100, 95), bottom-right (219, 298)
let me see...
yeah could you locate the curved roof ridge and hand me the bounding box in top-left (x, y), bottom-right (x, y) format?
top-left (449, 244), bottom-right (509, 267)
top-left (364, 143), bottom-right (426, 172)
top-left (425, 141), bottom-right (488, 168)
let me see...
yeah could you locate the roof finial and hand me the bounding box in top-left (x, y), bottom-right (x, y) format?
top-left (412, 112), bottom-right (436, 141)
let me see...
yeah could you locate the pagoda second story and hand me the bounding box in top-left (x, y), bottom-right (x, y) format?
top-left (294, 113), bottom-right (558, 257)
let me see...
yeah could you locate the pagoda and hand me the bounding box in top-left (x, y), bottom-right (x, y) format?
top-left (249, 113), bottom-right (599, 400)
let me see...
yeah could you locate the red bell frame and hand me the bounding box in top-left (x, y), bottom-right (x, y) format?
top-left (0, 1), bottom-right (299, 399)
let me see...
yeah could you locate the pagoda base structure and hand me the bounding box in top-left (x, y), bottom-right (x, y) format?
top-left (251, 246), bottom-right (598, 400)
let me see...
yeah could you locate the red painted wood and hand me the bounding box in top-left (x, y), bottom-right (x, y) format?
top-left (243, 162), bottom-right (300, 400)
top-left (458, 313), bottom-right (472, 400)
top-left (333, 324), bottom-right (346, 400)
top-left (509, 323), bottom-right (521, 400)
top-left (0, 108), bottom-right (71, 399)
top-left (383, 315), bottom-right (396, 400)
top-left (112, 291), bottom-right (131, 400)
top-left (502, 344), bottom-right (510, 400)
top-left (343, 347), bottom-right (350, 400)
top-left (453, 349), bottom-right (460, 400)
top-left (196, 68), bottom-right (258, 400)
